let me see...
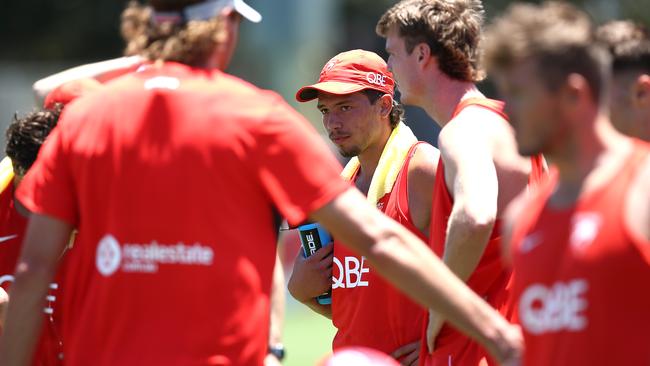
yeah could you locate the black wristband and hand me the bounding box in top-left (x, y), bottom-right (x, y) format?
top-left (268, 344), bottom-right (285, 361)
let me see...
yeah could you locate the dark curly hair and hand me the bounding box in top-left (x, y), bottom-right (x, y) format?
top-left (361, 89), bottom-right (405, 129)
top-left (6, 103), bottom-right (63, 176)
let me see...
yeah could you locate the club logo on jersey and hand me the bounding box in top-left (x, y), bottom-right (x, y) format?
top-left (95, 234), bottom-right (214, 276)
top-left (519, 232), bottom-right (543, 253)
top-left (332, 256), bottom-right (370, 289)
top-left (519, 279), bottom-right (589, 335)
top-left (322, 59), bottom-right (338, 75)
top-left (144, 76), bottom-right (180, 90)
top-left (366, 72), bottom-right (387, 87)
top-left (570, 213), bottom-right (602, 251)
top-left (97, 234), bottom-right (122, 276)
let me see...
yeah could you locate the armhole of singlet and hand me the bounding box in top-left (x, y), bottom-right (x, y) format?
top-left (620, 149), bottom-right (650, 263)
top-left (395, 142), bottom-right (428, 227)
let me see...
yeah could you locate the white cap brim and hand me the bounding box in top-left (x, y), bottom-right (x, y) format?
top-left (184, 0), bottom-right (262, 23)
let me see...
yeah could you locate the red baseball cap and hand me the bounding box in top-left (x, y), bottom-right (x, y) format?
top-left (296, 49), bottom-right (395, 102)
top-left (44, 78), bottom-right (103, 109)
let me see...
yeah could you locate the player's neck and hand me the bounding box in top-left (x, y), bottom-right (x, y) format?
top-left (548, 113), bottom-right (631, 204)
top-left (420, 76), bottom-right (483, 127)
top-left (357, 130), bottom-right (392, 186)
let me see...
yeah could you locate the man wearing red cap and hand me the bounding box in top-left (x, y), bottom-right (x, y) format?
top-left (289, 50), bottom-right (439, 365)
top-left (376, 1), bottom-right (545, 365)
top-left (0, 1), bottom-right (523, 365)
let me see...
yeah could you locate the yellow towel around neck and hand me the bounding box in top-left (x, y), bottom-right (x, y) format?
top-left (341, 122), bottom-right (418, 205)
top-left (0, 157), bottom-right (14, 194)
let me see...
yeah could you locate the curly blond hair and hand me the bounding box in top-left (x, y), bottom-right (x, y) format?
top-left (121, 1), bottom-right (226, 66)
top-left (376, 0), bottom-right (485, 82)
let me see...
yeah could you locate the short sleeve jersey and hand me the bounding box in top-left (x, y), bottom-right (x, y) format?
top-left (17, 62), bottom-right (349, 366)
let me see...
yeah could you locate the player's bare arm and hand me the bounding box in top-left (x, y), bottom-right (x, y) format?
top-left (425, 110), bottom-right (499, 350)
top-left (266, 253), bottom-right (286, 365)
top-left (626, 154), bottom-right (650, 241)
top-left (32, 56), bottom-right (142, 104)
top-left (0, 287), bottom-right (8, 331)
top-left (406, 143), bottom-right (439, 236)
top-left (311, 188), bottom-right (522, 365)
top-left (438, 113), bottom-right (498, 284)
top-left (0, 214), bottom-right (73, 366)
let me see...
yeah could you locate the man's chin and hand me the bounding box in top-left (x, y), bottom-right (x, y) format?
top-left (338, 148), bottom-right (360, 159)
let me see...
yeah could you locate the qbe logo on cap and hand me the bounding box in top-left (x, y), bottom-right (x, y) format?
top-left (96, 234), bottom-right (122, 276)
top-left (366, 72), bottom-right (387, 86)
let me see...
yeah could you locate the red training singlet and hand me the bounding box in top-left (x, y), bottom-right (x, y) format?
top-left (510, 142), bottom-right (650, 366)
top-left (332, 142), bottom-right (429, 356)
top-left (421, 98), bottom-right (546, 366)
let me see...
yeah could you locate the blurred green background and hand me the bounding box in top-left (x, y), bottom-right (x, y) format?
top-left (0, 1), bottom-right (648, 365)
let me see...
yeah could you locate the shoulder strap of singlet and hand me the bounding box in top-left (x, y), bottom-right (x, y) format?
top-left (528, 154), bottom-right (547, 188)
top-left (394, 141), bottom-right (429, 216)
top-left (451, 97), bottom-right (508, 120)
top-left (453, 98), bottom-right (548, 187)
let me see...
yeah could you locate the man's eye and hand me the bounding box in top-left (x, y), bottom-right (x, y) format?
top-left (319, 109), bottom-right (328, 115)
top-left (340, 106), bottom-right (351, 112)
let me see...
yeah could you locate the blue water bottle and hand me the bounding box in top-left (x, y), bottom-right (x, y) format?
top-left (297, 222), bottom-right (333, 305)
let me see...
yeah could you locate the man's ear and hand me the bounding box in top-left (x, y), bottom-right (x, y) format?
top-left (558, 73), bottom-right (593, 125)
top-left (415, 43), bottom-right (431, 65)
top-left (379, 94), bottom-right (394, 118)
top-left (632, 74), bottom-right (650, 108)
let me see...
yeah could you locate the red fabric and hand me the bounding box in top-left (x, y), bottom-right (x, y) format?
top-left (332, 142), bottom-right (429, 356)
top-left (0, 183), bottom-right (26, 292)
top-left (18, 62), bottom-right (349, 366)
top-left (0, 182), bottom-right (62, 366)
top-left (510, 142), bottom-right (650, 366)
top-left (420, 98), bottom-right (546, 366)
top-left (296, 50), bottom-right (395, 102)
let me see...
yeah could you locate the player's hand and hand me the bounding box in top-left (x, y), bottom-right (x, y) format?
top-left (0, 286), bottom-right (8, 330)
top-left (490, 323), bottom-right (523, 366)
top-left (391, 340), bottom-right (420, 366)
top-left (264, 353), bottom-right (283, 366)
top-left (287, 244), bottom-right (333, 303)
top-left (426, 309), bottom-right (444, 353)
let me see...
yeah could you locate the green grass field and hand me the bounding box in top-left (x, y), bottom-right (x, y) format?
top-left (283, 300), bottom-right (337, 366)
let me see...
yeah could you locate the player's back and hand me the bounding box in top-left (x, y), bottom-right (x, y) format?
top-left (48, 62), bottom-right (314, 366)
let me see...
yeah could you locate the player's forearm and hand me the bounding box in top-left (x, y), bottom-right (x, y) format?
top-left (442, 207), bottom-right (495, 283)
top-left (360, 217), bottom-right (514, 360)
top-left (301, 299), bottom-right (332, 320)
top-left (311, 189), bottom-right (517, 359)
top-left (0, 263), bottom-right (54, 366)
top-left (268, 255), bottom-right (285, 345)
top-left (33, 56), bottom-right (142, 103)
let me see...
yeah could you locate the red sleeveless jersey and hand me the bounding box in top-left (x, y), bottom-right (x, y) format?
top-left (510, 142), bottom-right (650, 366)
top-left (421, 98), bottom-right (546, 366)
top-left (332, 142), bottom-right (429, 355)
